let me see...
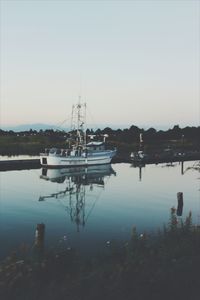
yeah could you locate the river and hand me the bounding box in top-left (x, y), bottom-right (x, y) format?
top-left (0, 161), bottom-right (199, 259)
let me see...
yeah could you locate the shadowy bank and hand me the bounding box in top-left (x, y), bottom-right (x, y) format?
top-left (1, 209), bottom-right (200, 300)
top-left (0, 125), bottom-right (200, 157)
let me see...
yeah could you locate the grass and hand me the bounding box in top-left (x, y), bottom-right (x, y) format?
top-left (1, 208), bottom-right (200, 300)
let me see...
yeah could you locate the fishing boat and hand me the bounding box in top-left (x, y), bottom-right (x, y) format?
top-left (40, 102), bottom-right (117, 167)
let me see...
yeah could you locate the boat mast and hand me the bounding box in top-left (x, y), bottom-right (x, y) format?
top-left (71, 104), bottom-right (75, 131)
top-left (83, 103), bottom-right (87, 147)
top-left (70, 97), bottom-right (86, 147)
top-left (77, 97), bottom-right (81, 146)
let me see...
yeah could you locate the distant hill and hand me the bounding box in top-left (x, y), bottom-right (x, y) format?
top-left (0, 123), bottom-right (67, 132)
top-left (1, 123), bottom-right (128, 132)
top-left (1, 123), bottom-right (181, 132)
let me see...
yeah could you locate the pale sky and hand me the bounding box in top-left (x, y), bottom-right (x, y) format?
top-left (0, 0), bottom-right (199, 129)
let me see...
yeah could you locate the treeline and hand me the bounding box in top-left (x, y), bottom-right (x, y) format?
top-left (95, 125), bottom-right (200, 154)
top-left (0, 125), bottom-right (199, 155)
top-left (1, 125), bottom-right (200, 141)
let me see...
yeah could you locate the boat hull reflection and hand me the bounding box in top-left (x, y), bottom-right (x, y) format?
top-left (40, 164), bottom-right (116, 183)
top-left (39, 164), bottom-right (116, 231)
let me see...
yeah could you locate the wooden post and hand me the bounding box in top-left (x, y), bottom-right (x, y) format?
top-left (35, 223), bottom-right (45, 246)
top-left (33, 223), bottom-right (45, 259)
top-left (177, 192), bottom-right (183, 216)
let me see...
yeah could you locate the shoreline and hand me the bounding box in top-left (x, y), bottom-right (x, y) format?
top-left (0, 153), bottom-right (199, 171)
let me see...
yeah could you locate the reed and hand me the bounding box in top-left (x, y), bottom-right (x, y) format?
top-left (1, 209), bottom-right (200, 300)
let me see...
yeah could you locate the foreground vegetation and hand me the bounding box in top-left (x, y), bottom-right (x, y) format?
top-left (0, 125), bottom-right (199, 156)
top-left (1, 209), bottom-right (200, 300)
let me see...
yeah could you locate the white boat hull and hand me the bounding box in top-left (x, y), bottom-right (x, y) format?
top-left (40, 150), bottom-right (116, 168)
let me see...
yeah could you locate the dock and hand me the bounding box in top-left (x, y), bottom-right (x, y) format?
top-left (0, 159), bottom-right (40, 171)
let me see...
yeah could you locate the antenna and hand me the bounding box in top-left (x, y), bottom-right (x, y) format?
top-left (103, 134), bottom-right (109, 143)
top-left (71, 105), bottom-right (75, 131)
top-left (84, 102), bottom-right (87, 146)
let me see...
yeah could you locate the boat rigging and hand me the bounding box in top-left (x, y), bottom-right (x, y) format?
top-left (40, 102), bottom-right (117, 167)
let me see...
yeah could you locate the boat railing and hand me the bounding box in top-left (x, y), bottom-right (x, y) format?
top-left (41, 146), bottom-right (116, 159)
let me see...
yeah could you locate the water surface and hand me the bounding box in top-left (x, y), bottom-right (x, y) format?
top-left (0, 161), bottom-right (199, 259)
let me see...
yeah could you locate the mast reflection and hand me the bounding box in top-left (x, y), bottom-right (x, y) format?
top-left (39, 165), bottom-right (116, 231)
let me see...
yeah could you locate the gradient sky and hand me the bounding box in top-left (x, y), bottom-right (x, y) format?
top-left (0, 0), bottom-right (199, 129)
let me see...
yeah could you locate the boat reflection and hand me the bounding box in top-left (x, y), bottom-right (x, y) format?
top-left (131, 160), bottom-right (200, 181)
top-left (39, 165), bottom-right (116, 231)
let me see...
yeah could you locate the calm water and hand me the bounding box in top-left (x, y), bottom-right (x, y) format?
top-left (0, 161), bottom-right (199, 259)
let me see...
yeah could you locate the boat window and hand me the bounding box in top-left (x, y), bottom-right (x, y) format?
top-left (49, 148), bottom-right (56, 154)
top-left (62, 150), bottom-right (66, 156)
top-left (42, 158), bottom-right (47, 165)
top-left (56, 149), bottom-right (61, 155)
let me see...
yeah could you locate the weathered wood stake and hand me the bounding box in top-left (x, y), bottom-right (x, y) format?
top-left (33, 223), bottom-right (45, 260)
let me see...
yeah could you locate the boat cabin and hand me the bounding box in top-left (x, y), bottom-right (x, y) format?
top-left (86, 142), bottom-right (105, 151)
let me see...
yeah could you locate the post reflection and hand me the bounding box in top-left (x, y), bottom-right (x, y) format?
top-left (131, 162), bottom-right (146, 181)
top-left (176, 192), bottom-right (184, 217)
top-left (39, 165), bottom-right (116, 232)
top-left (181, 161), bottom-right (184, 175)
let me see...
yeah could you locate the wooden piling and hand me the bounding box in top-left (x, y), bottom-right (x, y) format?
top-left (32, 223), bottom-right (45, 260)
top-left (35, 223), bottom-right (45, 247)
